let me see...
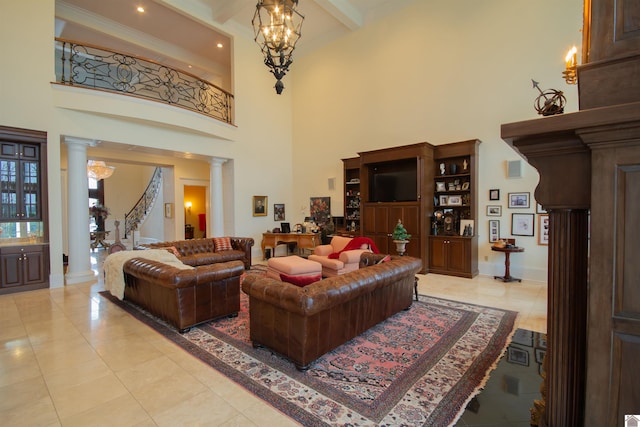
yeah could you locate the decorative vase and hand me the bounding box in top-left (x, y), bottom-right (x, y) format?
top-left (393, 239), bottom-right (409, 256)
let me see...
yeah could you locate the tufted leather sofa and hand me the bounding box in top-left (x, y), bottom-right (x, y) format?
top-left (123, 258), bottom-right (245, 333)
top-left (241, 253), bottom-right (422, 370)
top-left (135, 237), bottom-right (254, 270)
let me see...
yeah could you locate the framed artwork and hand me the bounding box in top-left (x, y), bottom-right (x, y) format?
top-left (310, 197), bottom-right (331, 225)
top-left (535, 348), bottom-right (546, 364)
top-left (512, 213), bottom-right (535, 236)
top-left (538, 214), bottom-right (549, 245)
top-left (489, 189), bottom-right (500, 201)
top-left (512, 329), bottom-right (534, 347)
top-left (536, 203), bottom-right (547, 214)
top-left (436, 181), bottom-right (446, 192)
top-left (459, 219), bottom-right (474, 236)
top-left (274, 204), bottom-right (285, 221)
top-left (507, 346), bottom-right (529, 366)
top-left (486, 205), bottom-right (502, 216)
top-left (253, 195), bottom-right (267, 217)
top-left (489, 220), bottom-right (500, 242)
top-left (448, 195), bottom-right (462, 206)
top-left (461, 181), bottom-right (470, 190)
top-left (508, 192), bottom-right (530, 208)
top-left (439, 195), bottom-right (448, 206)
top-left (164, 203), bottom-right (173, 218)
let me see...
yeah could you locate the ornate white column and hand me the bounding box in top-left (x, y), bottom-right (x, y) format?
top-left (209, 158), bottom-right (227, 237)
top-left (64, 137), bottom-right (96, 284)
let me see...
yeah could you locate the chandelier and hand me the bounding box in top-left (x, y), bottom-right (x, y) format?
top-left (87, 160), bottom-right (115, 180)
top-left (252, 0), bottom-right (305, 94)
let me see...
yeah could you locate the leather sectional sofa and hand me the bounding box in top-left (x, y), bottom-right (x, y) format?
top-left (123, 258), bottom-right (245, 332)
top-left (241, 253), bottom-right (422, 370)
top-left (135, 237), bottom-right (254, 269)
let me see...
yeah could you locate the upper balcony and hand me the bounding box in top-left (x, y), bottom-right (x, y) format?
top-left (54, 38), bottom-right (234, 126)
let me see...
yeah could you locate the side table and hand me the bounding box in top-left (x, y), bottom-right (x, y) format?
top-left (491, 246), bottom-right (525, 283)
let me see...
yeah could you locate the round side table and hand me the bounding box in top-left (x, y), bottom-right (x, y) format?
top-left (491, 246), bottom-right (525, 283)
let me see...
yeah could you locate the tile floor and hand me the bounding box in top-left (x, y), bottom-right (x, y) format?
top-left (0, 253), bottom-right (547, 426)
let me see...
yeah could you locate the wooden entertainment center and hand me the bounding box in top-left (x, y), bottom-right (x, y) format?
top-left (342, 139), bottom-right (479, 276)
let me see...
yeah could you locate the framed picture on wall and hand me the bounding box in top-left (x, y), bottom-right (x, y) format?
top-left (507, 346), bottom-right (529, 366)
top-left (486, 205), bottom-right (502, 216)
top-left (274, 204), bottom-right (285, 221)
top-left (512, 213), bottom-right (535, 236)
top-left (508, 192), bottom-right (530, 208)
top-left (489, 189), bottom-right (500, 200)
top-left (253, 196), bottom-right (267, 217)
top-left (538, 214), bottom-right (549, 245)
top-left (489, 220), bottom-right (500, 242)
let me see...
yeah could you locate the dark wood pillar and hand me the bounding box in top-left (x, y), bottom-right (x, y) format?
top-left (502, 129), bottom-right (591, 427)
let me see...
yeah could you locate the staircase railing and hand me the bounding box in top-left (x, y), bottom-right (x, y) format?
top-left (124, 167), bottom-right (163, 238)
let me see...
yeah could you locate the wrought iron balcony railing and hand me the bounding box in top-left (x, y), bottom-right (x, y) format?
top-left (55, 38), bottom-right (234, 125)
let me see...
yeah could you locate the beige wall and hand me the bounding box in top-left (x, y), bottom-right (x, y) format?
top-left (292, 0), bottom-right (583, 281)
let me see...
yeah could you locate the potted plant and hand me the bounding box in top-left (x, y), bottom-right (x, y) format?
top-left (392, 219), bottom-right (411, 256)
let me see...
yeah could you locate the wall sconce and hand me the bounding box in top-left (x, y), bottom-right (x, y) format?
top-left (563, 46), bottom-right (578, 85)
top-left (185, 201), bottom-right (192, 215)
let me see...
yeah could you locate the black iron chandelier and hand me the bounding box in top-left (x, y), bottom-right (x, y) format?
top-left (252, 0), bottom-right (305, 94)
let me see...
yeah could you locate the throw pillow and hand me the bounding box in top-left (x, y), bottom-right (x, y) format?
top-left (165, 246), bottom-right (181, 257)
top-left (213, 237), bottom-right (233, 252)
top-left (280, 273), bottom-right (322, 287)
top-left (376, 254), bottom-right (392, 264)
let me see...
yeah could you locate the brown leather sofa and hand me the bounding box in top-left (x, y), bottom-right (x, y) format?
top-left (123, 258), bottom-right (245, 333)
top-left (241, 253), bottom-right (422, 370)
top-left (135, 237), bottom-right (254, 269)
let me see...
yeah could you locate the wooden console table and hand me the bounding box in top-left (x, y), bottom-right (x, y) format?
top-left (261, 232), bottom-right (318, 259)
top-left (491, 246), bottom-right (524, 283)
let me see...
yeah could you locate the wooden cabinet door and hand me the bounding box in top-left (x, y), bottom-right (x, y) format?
top-left (0, 249), bottom-right (23, 288)
top-left (23, 248), bottom-right (46, 286)
top-left (447, 238), bottom-right (469, 274)
top-left (429, 237), bottom-right (447, 270)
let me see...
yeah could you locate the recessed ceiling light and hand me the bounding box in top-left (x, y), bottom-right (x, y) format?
top-left (217, 43), bottom-right (224, 48)
top-left (137, 6), bottom-right (145, 13)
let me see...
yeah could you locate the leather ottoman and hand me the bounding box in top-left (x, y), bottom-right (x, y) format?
top-left (267, 255), bottom-right (322, 280)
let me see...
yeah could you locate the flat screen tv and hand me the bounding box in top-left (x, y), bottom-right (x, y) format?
top-left (369, 160), bottom-right (417, 202)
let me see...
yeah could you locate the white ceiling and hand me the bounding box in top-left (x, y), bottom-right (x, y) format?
top-left (55, 0), bottom-right (414, 82)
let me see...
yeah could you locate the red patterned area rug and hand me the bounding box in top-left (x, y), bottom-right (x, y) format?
top-left (100, 267), bottom-right (516, 426)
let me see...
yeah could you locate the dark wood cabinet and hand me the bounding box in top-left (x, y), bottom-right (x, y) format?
top-left (428, 235), bottom-right (477, 278)
top-left (0, 245), bottom-right (49, 291)
top-left (342, 157), bottom-right (361, 233)
top-left (363, 203), bottom-right (420, 259)
top-left (0, 142), bottom-right (42, 221)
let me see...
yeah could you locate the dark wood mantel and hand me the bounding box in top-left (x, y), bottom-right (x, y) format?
top-left (501, 101), bottom-right (640, 427)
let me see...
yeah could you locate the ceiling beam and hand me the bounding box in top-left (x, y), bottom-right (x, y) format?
top-left (313, 0), bottom-right (363, 31)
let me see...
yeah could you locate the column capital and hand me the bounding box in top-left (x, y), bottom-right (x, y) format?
top-left (209, 157), bottom-right (228, 167)
top-left (64, 136), bottom-right (95, 147)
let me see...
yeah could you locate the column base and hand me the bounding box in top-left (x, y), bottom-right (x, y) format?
top-left (65, 270), bottom-right (97, 285)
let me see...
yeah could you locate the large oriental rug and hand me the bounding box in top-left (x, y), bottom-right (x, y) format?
top-left (100, 268), bottom-right (517, 426)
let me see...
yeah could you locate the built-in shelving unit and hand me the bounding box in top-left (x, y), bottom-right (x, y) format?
top-left (342, 157), bottom-right (361, 234)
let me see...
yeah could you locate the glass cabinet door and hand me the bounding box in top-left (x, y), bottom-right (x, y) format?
top-left (1, 159), bottom-right (18, 219)
top-left (21, 160), bottom-right (39, 219)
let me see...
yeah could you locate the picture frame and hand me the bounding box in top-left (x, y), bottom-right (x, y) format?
top-left (253, 195), bottom-right (267, 217)
top-left (486, 205), bottom-right (502, 216)
top-left (512, 329), bottom-right (534, 347)
top-left (436, 181), bottom-right (446, 192)
top-left (508, 192), bottom-right (530, 208)
top-left (538, 214), bottom-right (549, 245)
top-left (535, 348), bottom-right (546, 364)
top-left (489, 189), bottom-right (500, 201)
top-left (459, 219), bottom-right (474, 236)
top-left (439, 195), bottom-right (448, 206)
top-left (164, 203), bottom-right (173, 218)
top-left (489, 220), bottom-right (500, 242)
top-left (447, 195), bottom-right (462, 206)
top-left (536, 203), bottom-right (547, 214)
top-left (507, 346), bottom-right (529, 366)
top-left (461, 181), bottom-right (470, 190)
top-left (512, 213), bottom-right (535, 236)
top-left (274, 203), bottom-right (285, 221)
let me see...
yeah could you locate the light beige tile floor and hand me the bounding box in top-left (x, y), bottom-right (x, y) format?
top-left (0, 254), bottom-right (546, 426)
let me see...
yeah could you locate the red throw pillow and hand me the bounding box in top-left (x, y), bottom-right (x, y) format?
top-left (280, 273), bottom-right (322, 287)
top-left (377, 254), bottom-right (391, 264)
top-left (165, 246), bottom-right (181, 257)
top-left (213, 237), bottom-right (233, 252)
